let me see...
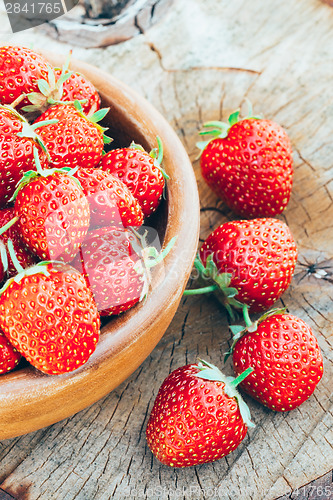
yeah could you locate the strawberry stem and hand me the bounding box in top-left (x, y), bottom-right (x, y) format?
top-left (143, 236), bottom-right (176, 268)
top-left (183, 254), bottom-right (244, 319)
top-left (242, 304), bottom-right (253, 328)
top-left (183, 285), bottom-right (218, 295)
top-left (229, 367), bottom-right (254, 388)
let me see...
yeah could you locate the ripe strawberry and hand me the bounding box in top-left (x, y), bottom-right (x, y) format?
top-left (100, 138), bottom-right (167, 218)
top-left (54, 68), bottom-right (101, 116)
top-left (72, 226), bottom-right (145, 316)
top-left (33, 102), bottom-right (111, 170)
top-left (232, 311), bottom-right (323, 411)
top-left (0, 328), bottom-right (21, 374)
top-left (146, 359), bottom-right (254, 467)
top-left (198, 109), bottom-right (293, 218)
top-left (72, 226), bottom-right (176, 316)
top-left (184, 218), bottom-right (298, 316)
top-left (0, 105), bottom-right (50, 206)
top-left (22, 62), bottom-right (101, 117)
top-left (0, 207), bottom-right (37, 277)
top-left (13, 148), bottom-right (90, 262)
top-left (0, 46), bottom-right (49, 111)
top-left (72, 168), bottom-right (143, 229)
top-left (0, 261), bottom-right (100, 375)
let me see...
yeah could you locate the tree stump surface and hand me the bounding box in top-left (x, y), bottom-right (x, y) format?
top-left (38, 0), bottom-right (175, 48)
top-left (0, 0), bottom-right (332, 499)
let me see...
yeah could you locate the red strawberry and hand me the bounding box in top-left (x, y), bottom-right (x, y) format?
top-left (23, 63), bottom-right (101, 117)
top-left (72, 226), bottom-right (145, 316)
top-left (184, 218), bottom-right (298, 316)
top-left (0, 46), bottom-right (49, 111)
top-left (198, 108), bottom-right (293, 218)
top-left (72, 226), bottom-right (176, 316)
top-left (232, 311), bottom-right (323, 411)
top-left (33, 102), bottom-right (111, 170)
top-left (55, 68), bottom-right (101, 116)
top-left (0, 105), bottom-right (49, 206)
top-left (0, 328), bottom-right (21, 374)
top-left (100, 138), bottom-right (167, 218)
top-left (0, 207), bottom-right (37, 277)
top-left (146, 359), bottom-right (254, 467)
top-left (0, 261), bottom-right (100, 375)
top-left (72, 168), bottom-right (143, 229)
top-left (13, 149), bottom-right (90, 262)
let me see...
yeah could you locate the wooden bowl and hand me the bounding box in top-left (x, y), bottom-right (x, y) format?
top-left (0, 54), bottom-right (200, 440)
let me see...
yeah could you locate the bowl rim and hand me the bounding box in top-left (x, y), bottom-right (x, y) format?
top-left (0, 53), bottom-right (200, 440)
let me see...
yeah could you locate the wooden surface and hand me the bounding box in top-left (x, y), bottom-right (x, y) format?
top-left (38, 0), bottom-right (174, 48)
top-left (0, 0), bottom-right (332, 498)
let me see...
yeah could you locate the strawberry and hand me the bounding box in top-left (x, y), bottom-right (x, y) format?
top-left (54, 68), bottom-right (101, 116)
top-left (0, 105), bottom-right (51, 207)
top-left (231, 311), bottom-right (323, 411)
top-left (71, 168), bottom-right (143, 229)
top-left (198, 108), bottom-right (293, 218)
top-left (33, 102), bottom-right (111, 170)
top-left (184, 218), bottom-right (298, 316)
top-left (0, 207), bottom-right (37, 277)
top-left (22, 60), bottom-right (101, 117)
top-left (0, 46), bottom-right (49, 111)
top-left (72, 226), bottom-right (175, 316)
top-left (0, 258), bottom-right (100, 375)
top-left (72, 226), bottom-right (145, 316)
top-left (0, 328), bottom-right (21, 374)
top-left (146, 359), bottom-right (254, 467)
top-left (12, 148), bottom-right (90, 262)
top-left (100, 138), bottom-right (167, 218)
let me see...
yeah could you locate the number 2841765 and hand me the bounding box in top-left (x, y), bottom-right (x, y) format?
top-left (5, 3), bottom-right (63, 15)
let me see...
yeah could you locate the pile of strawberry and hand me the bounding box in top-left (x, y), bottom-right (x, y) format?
top-left (146, 108), bottom-right (324, 468)
top-left (0, 46), bottom-right (169, 377)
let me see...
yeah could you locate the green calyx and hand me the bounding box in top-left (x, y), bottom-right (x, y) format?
top-left (22, 63), bottom-right (73, 114)
top-left (73, 100), bottom-right (112, 145)
top-left (10, 147), bottom-right (81, 202)
top-left (132, 233), bottom-right (176, 271)
top-left (130, 230), bottom-right (177, 302)
top-left (196, 359), bottom-right (255, 428)
top-left (149, 136), bottom-right (169, 180)
top-left (196, 100), bottom-right (262, 156)
top-left (0, 216), bottom-right (19, 237)
top-left (224, 306), bottom-right (287, 361)
top-left (183, 253), bottom-right (244, 320)
top-left (0, 239), bottom-right (58, 296)
top-left (0, 104), bottom-right (57, 158)
top-left (0, 242), bottom-right (8, 275)
top-left (21, 54), bottom-right (90, 114)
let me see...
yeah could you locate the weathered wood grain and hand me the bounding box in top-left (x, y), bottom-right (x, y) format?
top-left (38, 0), bottom-right (174, 48)
top-left (0, 0), bottom-right (332, 498)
